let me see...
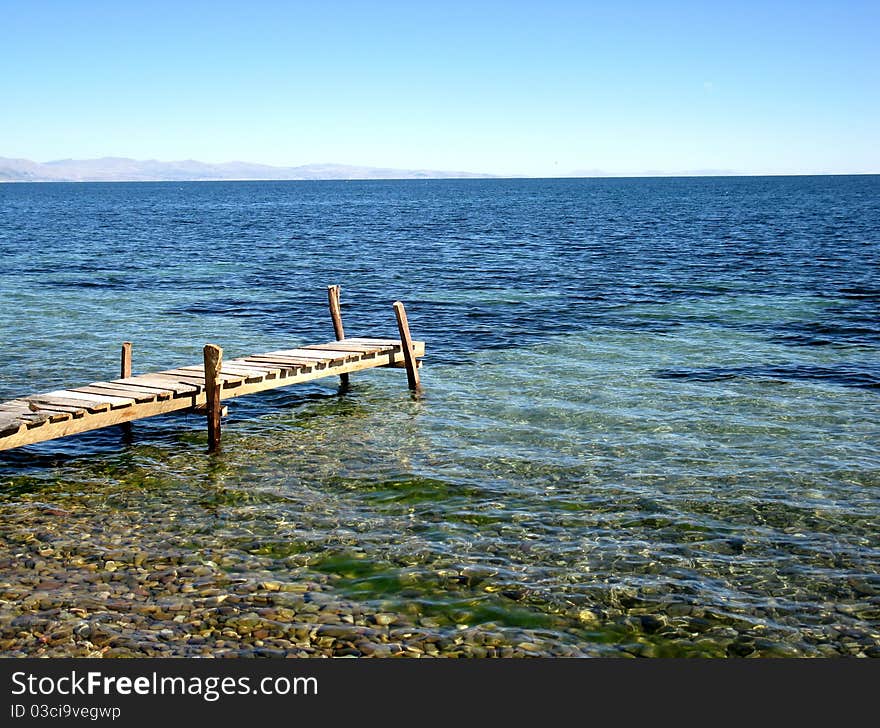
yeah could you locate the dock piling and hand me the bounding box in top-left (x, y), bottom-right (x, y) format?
top-left (121, 342), bottom-right (132, 379)
top-left (327, 284), bottom-right (350, 389)
top-left (120, 342), bottom-right (133, 439)
top-left (393, 301), bottom-right (421, 391)
top-left (203, 344), bottom-right (223, 453)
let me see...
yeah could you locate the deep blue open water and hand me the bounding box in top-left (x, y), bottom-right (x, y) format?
top-left (0, 176), bottom-right (878, 657)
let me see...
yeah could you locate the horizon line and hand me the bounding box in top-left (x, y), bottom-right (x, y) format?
top-left (2, 172), bottom-right (878, 184)
top-left (2, 155), bottom-right (877, 181)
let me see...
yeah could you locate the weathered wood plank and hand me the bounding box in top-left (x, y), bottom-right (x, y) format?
top-left (0, 400), bottom-right (70, 424)
top-left (71, 386), bottom-right (146, 405)
top-left (25, 405), bottom-right (88, 422)
top-left (19, 413), bottom-right (62, 427)
top-left (114, 376), bottom-right (197, 396)
top-left (49, 389), bottom-right (135, 409)
top-left (224, 361), bottom-right (287, 376)
top-left (25, 413), bottom-right (73, 425)
top-left (95, 381), bottom-right (173, 400)
top-left (304, 342), bottom-right (385, 354)
top-left (263, 348), bottom-right (357, 361)
top-left (28, 394), bottom-right (111, 414)
top-left (1, 405), bottom-right (59, 423)
top-left (165, 368), bottom-right (246, 386)
top-left (243, 356), bottom-right (315, 368)
top-left (149, 373), bottom-right (208, 389)
top-left (215, 364), bottom-right (270, 382)
top-left (0, 415), bottom-right (25, 437)
top-left (219, 367), bottom-right (270, 382)
top-left (343, 337), bottom-right (405, 346)
top-left (0, 400), bottom-right (36, 413)
top-left (242, 360), bottom-right (316, 375)
top-left (218, 362), bottom-right (273, 374)
top-left (26, 403), bottom-right (83, 417)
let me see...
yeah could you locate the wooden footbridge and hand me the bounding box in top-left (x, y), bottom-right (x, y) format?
top-left (0, 286), bottom-right (424, 453)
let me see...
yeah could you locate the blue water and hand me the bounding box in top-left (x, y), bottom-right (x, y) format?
top-left (0, 176), bottom-right (878, 657)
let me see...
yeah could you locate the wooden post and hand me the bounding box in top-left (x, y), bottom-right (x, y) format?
top-left (327, 284), bottom-right (350, 388)
top-left (120, 342), bottom-right (133, 439)
top-left (203, 344), bottom-right (223, 453)
top-left (393, 301), bottom-right (420, 391)
top-left (121, 342), bottom-right (132, 379)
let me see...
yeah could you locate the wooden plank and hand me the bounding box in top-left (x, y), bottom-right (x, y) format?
top-left (72, 385), bottom-right (153, 404)
top-left (304, 342), bottom-right (385, 354)
top-left (49, 389), bottom-right (135, 409)
top-left (19, 413), bottom-right (62, 428)
top-left (217, 362), bottom-right (274, 374)
top-left (243, 355), bottom-right (315, 368)
top-left (95, 381), bottom-right (173, 400)
top-left (114, 376), bottom-right (196, 397)
top-left (264, 348), bottom-right (354, 359)
top-left (216, 364), bottom-right (270, 382)
top-left (166, 368), bottom-right (246, 386)
top-left (0, 405), bottom-right (59, 423)
top-left (264, 348), bottom-right (356, 362)
top-left (0, 400), bottom-right (68, 423)
top-left (225, 359), bottom-right (283, 369)
top-left (243, 360), bottom-right (316, 374)
top-left (224, 360), bottom-right (288, 376)
top-left (343, 337), bottom-right (405, 346)
top-left (343, 339), bottom-right (424, 356)
top-left (0, 400), bottom-right (36, 413)
top-left (150, 372), bottom-right (208, 388)
top-left (25, 412), bottom-right (73, 424)
top-left (0, 414), bottom-right (25, 437)
top-left (26, 402), bottom-right (83, 417)
top-left (28, 394), bottom-right (111, 414)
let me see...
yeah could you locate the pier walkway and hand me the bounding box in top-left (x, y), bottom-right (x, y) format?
top-left (0, 287), bottom-right (424, 453)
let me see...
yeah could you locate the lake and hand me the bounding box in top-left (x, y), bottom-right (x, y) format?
top-left (0, 176), bottom-right (878, 657)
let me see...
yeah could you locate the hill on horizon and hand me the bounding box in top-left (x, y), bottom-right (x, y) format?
top-left (0, 156), bottom-right (496, 182)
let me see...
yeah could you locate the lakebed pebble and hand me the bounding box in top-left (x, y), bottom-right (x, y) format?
top-left (1, 496), bottom-right (876, 658)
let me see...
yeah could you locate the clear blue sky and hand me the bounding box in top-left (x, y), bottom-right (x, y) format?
top-left (1, 0), bottom-right (877, 176)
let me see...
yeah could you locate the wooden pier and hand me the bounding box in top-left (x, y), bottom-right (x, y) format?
top-left (0, 287), bottom-right (424, 453)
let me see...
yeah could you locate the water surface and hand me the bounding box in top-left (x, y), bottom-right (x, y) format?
top-left (1, 177), bottom-right (878, 657)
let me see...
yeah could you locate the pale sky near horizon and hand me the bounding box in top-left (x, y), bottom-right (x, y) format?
top-left (1, 0), bottom-right (878, 177)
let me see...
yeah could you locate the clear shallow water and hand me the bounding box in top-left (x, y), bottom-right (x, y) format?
top-left (0, 177), bottom-right (878, 657)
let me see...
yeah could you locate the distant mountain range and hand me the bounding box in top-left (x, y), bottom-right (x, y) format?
top-left (563, 167), bottom-right (741, 178)
top-left (0, 156), bottom-right (496, 182)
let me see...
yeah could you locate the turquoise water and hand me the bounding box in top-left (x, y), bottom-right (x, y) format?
top-left (0, 177), bottom-right (878, 657)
